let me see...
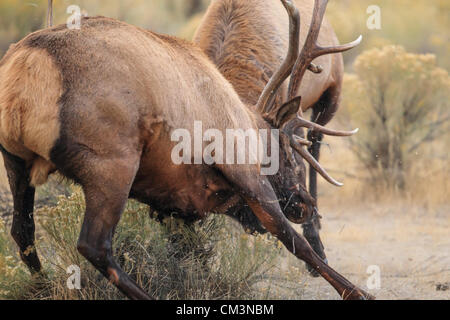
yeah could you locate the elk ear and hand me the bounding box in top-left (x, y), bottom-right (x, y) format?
top-left (275, 96), bottom-right (302, 127)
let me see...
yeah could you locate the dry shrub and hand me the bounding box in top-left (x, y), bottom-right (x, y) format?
top-left (339, 45), bottom-right (450, 191)
top-left (0, 187), bottom-right (285, 300)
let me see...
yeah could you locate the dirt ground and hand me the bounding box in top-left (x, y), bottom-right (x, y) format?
top-left (285, 201), bottom-right (450, 300)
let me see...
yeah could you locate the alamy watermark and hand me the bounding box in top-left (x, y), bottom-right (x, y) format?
top-left (66, 5), bottom-right (87, 30)
top-left (171, 121), bottom-right (280, 175)
top-left (66, 264), bottom-right (81, 290)
top-left (366, 265), bottom-right (381, 290)
top-left (367, 5), bottom-right (382, 30)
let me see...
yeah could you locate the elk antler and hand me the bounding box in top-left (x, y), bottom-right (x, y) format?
top-left (256, 0), bottom-right (300, 115)
top-left (256, 0), bottom-right (361, 186)
top-left (284, 0), bottom-right (362, 186)
top-left (287, 0), bottom-right (362, 100)
top-left (47, 0), bottom-right (53, 27)
top-left (282, 115), bottom-right (358, 186)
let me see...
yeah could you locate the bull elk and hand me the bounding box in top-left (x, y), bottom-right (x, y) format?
top-left (0, 0), bottom-right (373, 299)
top-left (194, 0), bottom-right (361, 274)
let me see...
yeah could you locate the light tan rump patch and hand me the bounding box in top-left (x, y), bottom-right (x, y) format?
top-left (0, 47), bottom-right (63, 162)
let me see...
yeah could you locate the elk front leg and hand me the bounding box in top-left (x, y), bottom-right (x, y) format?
top-left (1, 148), bottom-right (41, 274)
top-left (302, 217), bottom-right (327, 277)
top-left (76, 156), bottom-right (151, 300)
top-left (246, 198), bottom-right (374, 300)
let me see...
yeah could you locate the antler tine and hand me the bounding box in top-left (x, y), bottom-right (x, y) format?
top-left (291, 116), bottom-right (359, 136)
top-left (289, 136), bottom-right (343, 186)
top-left (315, 35), bottom-right (362, 56)
top-left (283, 114), bottom-right (355, 187)
top-left (287, 0), bottom-right (362, 100)
top-left (47, 0), bottom-right (53, 27)
top-left (256, 0), bottom-right (301, 115)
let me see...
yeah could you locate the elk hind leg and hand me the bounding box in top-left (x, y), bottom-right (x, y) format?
top-left (307, 85), bottom-right (341, 202)
top-left (1, 147), bottom-right (41, 273)
top-left (304, 116), bottom-right (326, 276)
top-left (303, 88), bottom-right (340, 276)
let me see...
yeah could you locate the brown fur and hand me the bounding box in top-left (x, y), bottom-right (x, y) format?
top-left (29, 157), bottom-right (55, 187)
top-left (245, 198), bottom-right (279, 235)
top-left (194, 0), bottom-right (343, 114)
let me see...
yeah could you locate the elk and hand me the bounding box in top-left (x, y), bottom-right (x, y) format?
top-left (194, 0), bottom-right (361, 274)
top-left (0, 0), bottom-right (373, 299)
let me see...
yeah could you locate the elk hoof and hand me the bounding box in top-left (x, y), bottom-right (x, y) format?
top-left (346, 289), bottom-right (376, 300)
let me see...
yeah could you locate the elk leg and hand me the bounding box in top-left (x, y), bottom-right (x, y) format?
top-left (307, 129), bottom-right (323, 203)
top-left (307, 85), bottom-right (343, 199)
top-left (75, 155), bottom-right (151, 300)
top-left (303, 88), bottom-right (341, 276)
top-left (304, 128), bottom-right (327, 276)
top-left (303, 219), bottom-right (326, 276)
top-left (1, 148), bottom-right (41, 274)
top-left (246, 198), bottom-right (374, 300)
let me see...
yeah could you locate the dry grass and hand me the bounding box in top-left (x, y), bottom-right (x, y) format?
top-left (1, 187), bottom-right (310, 300)
top-left (0, 158), bottom-right (7, 190)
